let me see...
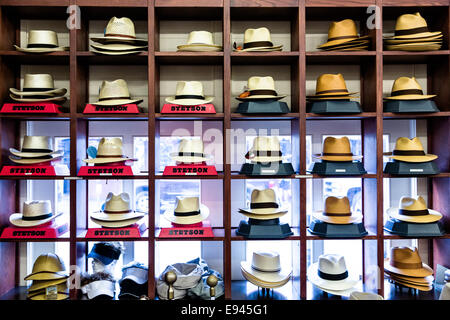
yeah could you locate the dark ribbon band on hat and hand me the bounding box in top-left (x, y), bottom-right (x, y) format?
top-left (22, 88), bottom-right (55, 92)
top-left (19, 155), bottom-right (53, 160)
top-left (174, 95), bottom-right (205, 100)
top-left (246, 151), bottom-right (282, 159)
top-left (327, 35), bottom-right (359, 42)
top-left (395, 26), bottom-right (429, 36)
top-left (391, 89), bottom-right (424, 97)
top-left (22, 213), bottom-right (53, 221)
top-left (323, 212), bottom-right (352, 217)
top-left (248, 89), bottom-right (278, 97)
top-left (322, 152), bottom-right (354, 156)
top-left (315, 89), bottom-right (349, 95)
top-left (255, 160), bottom-right (283, 164)
top-left (174, 210), bottom-right (201, 217)
top-left (104, 33), bottom-right (136, 39)
top-left (399, 209), bottom-right (429, 216)
top-left (243, 41), bottom-right (274, 49)
top-left (103, 209), bottom-right (133, 214)
top-left (96, 155), bottom-right (124, 158)
top-left (27, 43), bottom-right (58, 49)
top-left (251, 265), bottom-right (281, 273)
top-left (21, 148), bottom-right (54, 153)
top-left (318, 270), bottom-right (348, 281)
top-left (392, 150), bottom-right (425, 156)
top-left (176, 152), bottom-right (206, 158)
top-left (93, 243), bottom-right (121, 260)
top-left (98, 96), bottom-right (131, 102)
top-left (391, 261), bottom-right (423, 269)
top-left (250, 202), bottom-right (279, 209)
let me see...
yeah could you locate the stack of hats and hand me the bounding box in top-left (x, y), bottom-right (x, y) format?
top-left (170, 139), bottom-right (212, 165)
top-left (384, 13), bottom-right (442, 51)
top-left (385, 246), bottom-right (434, 291)
top-left (241, 251), bottom-right (292, 290)
top-left (9, 200), bottom-right (62, 228)
top-left (166, 81), bottom-right (214, 106)
top-left (25, 253), bottom-right (69, 300)
top-left (90, 17), bottom-right (148, 55)
top-left (90, 192), bottom-right (146, 228)
top-left (177, 31), bottom-right (222, 52)
top-left (163, 196), bottom-right (210, 226)
top-left (9, 136), bottom-right (63, 165)
top-left (308, 254), bottom-right (359, 297)
top-left (91, 79), bottom-right (143, 107)
top-left (307, 74), bottom-right (358, 102)
top-left (119, 262), bottom-right (148, 300)
top-left (233, 27), bottom-right (282, 52)
top-left (9, 74), bottom-right (67, 104)
top-left (83, 138), bottom-right (136, 166)
top-left (317, 19), bottom-right (369, 51)
top-left (14, 30), bottom-right (68, 53)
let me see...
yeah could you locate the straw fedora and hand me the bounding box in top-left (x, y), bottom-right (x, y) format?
top-left (165, 81), bottom-right (214, 106)
top-left (384, 247), bottom-right (433, 278)
top-left (90, 17), bottom-right (148, 45)
top-left (92, 79), bottom-right (143, 106)
top-left (170, 139), bottom-right (211, 163)
top-left (9, 136), bottom-right (63, 165)
top-left (236, 27), bottom-right (282, 52)
top-left (28, 278), bottom-right (68, 293)
top-left (312, 196), bottom-right (362, 224)
top-left (314, 136), bottom-right (362, 162)
top-left (163, 196), bottom-right (210, 225)
top-left (14, 30), bottom-right (69, 53)
top-left (318, 19), bottom-right (369, 49)
top-left (440, 283), bottom-right (450, 300)
top-left (387, 137), bottom-right (437, 163)
top-left (9, 200), bottom-right (63, 228)
top-left (236, 76), bottom-right (286, 101)
top-left (385, 77), bottom-right (435, 100)
top-left (307, 74), bottom-right (358, 100)
top-left (385, 271), bottom-right (434, 285)
top-left (90, 192), bottom-right (145, 228)
top-left (238, 189), bottom-right (287, 220)
top-left (387, 196), bottom-right (442, 223)
top-left (385, 13), bottom-right (442, 40)
top-left (245, 136), bottom-right (284, 163)
top-left (240, 252), bottom-right (292, 288)
top-left (349, 291), bottom-right (384, 300)
top-left (385, 33), bottom-right (443, 44)
top-left (83, 138), bottom-right (134, 164)
top-left (385, 42), bottom-right (442, 51)
top-left (177, 31), bottom-right (222, 52)
top-left (24, 253), bottom-right (67, 281)
top-left (9, 74), bottom-right (67, 97)
top-left (91, 43), bottom-right (148, 53)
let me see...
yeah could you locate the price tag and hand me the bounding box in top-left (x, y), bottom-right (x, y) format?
top-left (46, 286), bottom-right (58, 300)
top-left (261, 170), bottom-right (276, 174)
top-left (335, 169), bottom-right (346, 172)
top-left (410, 169), bottom-right (423, 172)
top-left (185, 173), bottom-right (198, 176)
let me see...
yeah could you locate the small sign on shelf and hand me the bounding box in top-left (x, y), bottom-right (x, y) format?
top-left (84, 223), bottom-right (147, 238)
top-left (78, 165), bottom-right (134, 176)
top-left (83, 104), bottom-right (140, 114)
top-left (1, 102), bottom-right (63, 114)
top-left (163, 165), bottom-right (217, 176)
top-left (1, 165), bottom-right (56, 176)
top-left (0, 222), bottom-right (69, 239)
top-left (158, 221), bottom-right (215, 238)
top-left (161, 103), bottom-right (216, 114)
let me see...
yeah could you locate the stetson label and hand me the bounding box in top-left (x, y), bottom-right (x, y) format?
top-left (83, 104), bottom-right (140, 114)
top-left (85, 224), bottom-right (146, 239)
top-left (158, 225), bottom-right (214, 238)
top-left (1, 102), bottom-right (62, 114)
top-left (0, 165), bottom-right (57, 176)
top-left (77, 166), bottom-right (134, 176)
top-left (46, 286), bottom-right (58, 300)
top-left (161, 103), bottom-right (216, 114)
top-left (163, 165), bottom-right (218, 176)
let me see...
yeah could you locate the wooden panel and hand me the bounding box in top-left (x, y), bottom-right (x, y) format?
top-left (232, 0), bottom-right (298, 6)
top-left (383, 0), bottom-right (449, 6)
top-left (76, 0), bottom-right (148, 6)
top-left (156, 0), bottom-right (223, 6)
top-left (306, 0), bottom-right (374, 5)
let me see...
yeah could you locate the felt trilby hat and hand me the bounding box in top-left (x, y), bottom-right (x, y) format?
top-left (236, 76), bottom-right (286, 101)
top-left (14, 30), bottom-right (69, 53)
top-left (9, 136), bottom-right (63, 165)
top-left (240, 251), bottom-right (292, 288)
top-left (307, 74), bottom-right (358, 100)
top-left (165, 81), bottom-right (214, 106)
top-left (177, 31), bottom-right (222, 52)
top-left (245, 136), bottom-right (283, 163)
top-left (9, 200), bottom-right (63, 228)
top-left (312, 196), bottom-right (362, 224)
top-left (308, 254), bottom-right (359, 292)
top-left (386, 13), bottom-right (442, 40)
top-left (28, 278), bottom-right (68, 293)
top-left (314, 136), bottom-right (362, 162)
top-left (349, 291), bottom-right (384, 300)
top-left (10, 74), bottom-right (67, 97)
top-left (163, 196), bottom-right (210, 225)
top-left (387, 137), bottom-right (437, 163)
top-left (387, 196), bottom-right (442, 223)
top-left (83, 138), bottom-right (133, 164)
top-left (170, 139), bottom-right (211, 163)
top-left (239, 188), bottom-right (287, 220)
top-left (238, 27), bottom-right (283, 52)
top-left (24, 253), bottom-right (68, 281)
top-left (384, 246), bottom-right (433, 278)
top-left (318, 19), bottom-right (369, 49)
top-left (90, 17), bottom-right (148, 45)
top-left (385, 77), bottom-right (435, 100)
top-left (92, 79), bottom-right (143, 106)
top-left (90, 192), bottom-right (146, 228)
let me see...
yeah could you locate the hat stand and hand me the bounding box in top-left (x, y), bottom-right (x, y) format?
top-left (236, 218), bottom-right (293, 239)
top-left (383, 99), bottom-right (439, 113)
top-left (384, 160), bottom-right (440, 175)
top-left (236, 100), bottom-right (290, 114)
top-left (309, 160), bottom-right (367, 175)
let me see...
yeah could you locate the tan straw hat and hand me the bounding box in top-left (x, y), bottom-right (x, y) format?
top-left (236, 27), bottom-right (283, 52)
top-left (314, 136), bottom-right (362, 162)
top-left (83, 138), bottom-right (134, 164)
top-left (387, 137), bottom-right (437, 163)
top-left (245, 136), bottom-right (284, 163)
top-left (24, 253), bottom-right (68, 281)
top-left (90, 17), bottom-right (147, 45)
top-left (170, 139), bottom-right (211, 163)
top-left (177, 31), bottom-right (222, 52)
top-left (9, 136), bottom-right (63, 165)
top-left (10, 74), bottom-right (67, 98)
top-left (92, 79), bottom-right (143, 106)
top-left (9, 200), bottom-right (63, 228)
top-left (28, 278), bottom-right (68, 293)
top-left (307, 74), bottom-right (358, 100)
top-left (165, 81), bottom-right (214, 106)
top-left (384, 77), bottom-right (435, 100)
top-left (387, 196), bottom-right (442, 223)
top-left (318, 19), bottom-right (369, 49)
top-left (163, 196), bottom-right (210, 225)
top-left (312, 196), bottom-right (362, 224)
top-left (14, 30), bottom-right (69, 53)
top-left (385, 12), bottom-right (442, 40)
top-left (384, 247), bottom-right (433, 278)
top-left (239, 188), bottom-right (287, 220)
top-left (236, 76), bottom-right (286, 101)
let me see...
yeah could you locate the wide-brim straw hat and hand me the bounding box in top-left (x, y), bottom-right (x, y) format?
top-left (10, 211), bottom-right (62, 228)
top-left (236, 76), bottom-right (287, 101)
top-left (177, 31), bottom-right (222, 52)
top-left (240, 263), bottom-right (292, 287)
top-left (349, 291), bottom-right (384, 300)
top-left (170, 138), bottom-right (211, 163)
top-left (385, 42), bottom-right (442, 51)
top-left (236, 27), bottom-right (283, 52)
top-left (28, 278), bottom-right (68, 293)
top-left (14, 30), bottom-right (69, 53)
top-left (385, 76), bottom-right (435, 100)
top-left (163, 203), bottom-right (210, 225)
top-left (9, 155), bottom-right (62, 165)
top-left (314, 136), bottom-right (362, 162)
top-left (239, 210), bottom-right (287, 220)
top-left (90, 48), bottom-right (146, 56)
top-left (387, 137), bottom-right (437, 163)
top-left (10, 74), bottom-right (67, 97)
top-left (240, 266), bottom-right (291, 289)
top-left (238, 188), bottom-right (287, 217)
top-left (387, 196), bottom-right (442, 223)
top-left (385, 272), bottom-right (433, 287)
top-left (245, 136), bottom-right (284, 163)
top-left (90, 192), bottom-right (145, 225)
top-left (10, 200), bottom-right (63, 228)
top-left (322, 41), bottom-right (369, 51)
top-left (384, 247), bottom-right (433, 278)
top-left (83, 137), bottom-right (134, 164)
top-left (91, 216), bottom-right (144, 228)
top-left (165, 80), bottom-right (214, 106)
top-left (318, 19), bottom-right (369, 49)
top-left (90, 17), bottom-right (148, 45)
top-left (14, 45), bottom-right (68, 53)
top-left (9, 94), bottom-right (67, 103)
top-left (384, 33), bottom-right (442, 44)
top-left (385, 12), bottom-right (442, 40)
top-left (91, 79), bottom-right (143, 106)
top-left (308, 255), bottom-right (359, 291)
top-left (307, 73), bottom-right (358, 99)
top-left (91, 43), bottom-right (147, 52)
top-left (312, 196), bottom-right (362, 225)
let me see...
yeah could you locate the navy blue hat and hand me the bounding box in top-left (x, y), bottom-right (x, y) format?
top-left (88, 243), bottom-right (122, 265)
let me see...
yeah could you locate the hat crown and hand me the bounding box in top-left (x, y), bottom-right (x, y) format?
top-left (390, 246), bottom-right (424, 269)
top-left (104, 192), bottom-right (131, 212)
top-left (395, 12), bottom-right (428, 32)
top-left (96, 138), bottom-right (123, 156)
top-left (251, 136), bottom-right (280, 151)
top-left (21, 135), bottom-right (53, 151)
top-left (23, 74), bottom-right (55, 90)
top-left (324, 196), bottom-right (351, 215)
top-left (187, 31), bottom-right (214, 45)
top-left (315, 73), bottom-right (348, 94)
top-left (251, 251), bottom-right (281, 272)
top-left (394, 137), bottom-right (424, 152)
top-left (244, 27), bottom-right (272, 43)
top-left (322, 136), bottom-right (352, 155)
top-left (247, 76), bottom-right (276, 91)
top-left (175, 81), bottom-right (205, 97)
top-left (318, 254), bottom-right (348, 275)
top-left (98, 79), bottom-right (131, 100)
top-left (22, 200), bottom-right (52, 218)
top-left (250, 188), bottom-right (278, 205)
top-left (27, 30), bottom-right (59, 47)
top-left (30, 253), bottom-right (66, 275)
top-left (174, 196), bottom-right (200, 213)
top-left (105, 17), bottom-right (136, 38)
top-left (178, 139), bottom-right (204, 154)
top-left (328, 19), bottom-right (358, 39)
top-left (399, 196), bottom-right (428, 211)
top-left (391, 77), bottom-right (423, 93)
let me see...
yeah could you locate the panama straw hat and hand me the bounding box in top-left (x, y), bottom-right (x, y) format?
top-left (314, 136), bottom-right (362, 162)
top-left (163, 197), bottom-right (209, 225)
top-left (90, 192), bottom-right (145, 227)
top-left (91, 42), bottom-right (147, 52)
top-left (245, 136), bottom-right (284, 163)
top-left (349, 291), bottom-right (384, 300)
top-left (90, 17), bottom-right (147, 45)
top-left (387, 196), bottom-right (442, 223)
top-left (9, 74), bottom-right (67, 97)
top-left (312, 196), bottom-right (362, 224)
top-left (322, 41), bottom-right (368, 51)
top-left (165, 81), bottom-right (214, 106)
top-left (170, 139), bottom-right (211, 163)
top-left (385, 13), bottom-right (442, 40)
top-left (240, 252), bottom-right (292, 288)
top-left (83, 138), bottom-right (134, 164)
top-left (9, 136), bottom-right (63, 165)
top-left (9, 200), bottom-right (63, 228)
top-left (24, 253), bottom-right (67, 281)
top-left (385, 42), bottom-right (442, 51)
top-left (236, 76), bottom-right (286, 101)
top-left (308, 254), bottom-right (359, 291)
top-left (384, 33), bottom-right (442, 44)
top-left (235, 27), bottom-right (282, 52)
top-left (28, 278), bottom-right (68, 293)
top-left (385, 272), bottom-right (433, 286)
top-left (239, 188), bottom-right (287, 218)
top-left (440, 283), bottom-right (450, 300)
top-left (385, 77), bottom-right (435, 100)
top-left (14, 30), bottom-right (69, 53)
top-left (307, 74), bottom-right (358, 100)
top-left (92, 79), bottom-right (143, 106)
top-left (384, 247), bottom-right (433, 278)
top-left (386, 137), bottom-right (437, 163)
top-left (177, 31), bottom-right (222, 52)
top-left (318, 19), bottom-right (369, 49)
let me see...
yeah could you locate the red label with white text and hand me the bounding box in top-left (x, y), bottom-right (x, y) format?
top-left (161, 104), bottom-right (216, 114)
top-left (85, 223), bottom-right (147, 238)
top-left (1, 165), bottom-right (57, 176)
top-left (78, 166), bottom-right (134, 176)
top-left (158, 221), bottom-right (214, 238)
top-left (1, 102), bottom-right (62, 113)
top-left (163, 165), bottom-right (217, 176)
top-left (83, 104), bottom-right (140, 114)
top-left (0, 223), bottom-right (69, 239)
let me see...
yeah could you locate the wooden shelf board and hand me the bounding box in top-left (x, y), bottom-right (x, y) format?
top-left (231, 51), bottom-right (299, 65)
top-left (231, 227), bottom-right (301, 240)
top-left (231, 113), bottom-right (299, 120)
top-left (383, 112), bottom-right (450, 119)
top-left (306, 112), bottom-right (376, 119)
top-left (0, 50), bottom-right (69, 64)
top-left (383, 173), bottom-right (450, 178)
top-left (155, 51), bottom-right (223, 65)
top-left (0, 113), bottom-right (71, 120)
top-left (155, 174), bottom-right (225, 180)
top-left (156, 113), bottom-right (224, 120)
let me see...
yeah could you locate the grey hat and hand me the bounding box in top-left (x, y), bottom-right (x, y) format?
top-left (156, 263), bottom-right (203, 300)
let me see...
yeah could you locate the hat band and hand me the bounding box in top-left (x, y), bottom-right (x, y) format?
top-left (323, 212), bottom-right (351, 217)
top-left (176, 152), bottom-right (205, 158)
top-left (243, 41), bottom-right (274, 49)
top-left (22, 213), bottom-right (53, 221)
top-left (174, 210), bottom-right (201, 217)
top-left (103, 209), bottom-right (133, 214)
top-left (104, 33), bottom-right (136, 39)
top-left (248, 89), bottom-right (278, 97)
top-left (322, 152), bottom-right (353, 156)
top-left (395, 26), bottom-right (429, 36)
top-left (250, 202), bottom-right (279, 209)
top-left (315, 89), bottom-right (349, 95)
top-left (391, 261), bottom-right (423, 269)
top-left (391, 89), bottom-right (424, 97)
top-left (98, 96), bottom-right (131, 102)
top-left (21, 148), bottom-right (53, 153)
top-left (22, 88), bottom-right (55, 92)
top-left (96, 155), bottom-right (124, 158)
top-left (327, 35), bottom-right (359, 42)
top-left (399, 209), bottom-right (429, 216)
top-left (19, 155), bottom-right (53, 160)
top-left (251, 265), bottom-right (281, 273)
top-left (27, 43), bottom-right (58, 49)
top-left (245, 151), bottom-right (282, 159)
top-left (392, 150), bottom-right (425, 156)
top-left (318, 270), bottom-right (348, 281)
top-left (92, 244), bottom-right (121, 260)
top-left (174, 94), bottom-right (205, 100)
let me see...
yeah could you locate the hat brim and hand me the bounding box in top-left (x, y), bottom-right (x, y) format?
top-left (385, 31), bottom-right (442, 40)
top-left (9, 211), bottom-right (63, 228)
top-left (9, 148), bottom-right (63, 158)
top-left (83, 157), bottom-right (132, 164)
top-left (9, 155), bottom-right (62, 165)
top-left (91, 98), bottom-right (143, 106)
top-left (384, 258), bottom-right (433, 278)
top-left (248, 156), bottom-right (284, 163)
top-left (165, 96), bottom-right (214, 106)
top-left (9, 87), bottom-right (67, 97)
top-left (90, 210), bottom-right (145, 222)
top-left (24, 271), bottom-right (68, 281)
top-left (384, 94), bottom-right (436, 100)
top-left (28, 292), bottom-right (69, 300)
top-left (388, 154), bottom-right (437, 163)
top-left (9, 94), bottom-right (67, 103)
top-left (14, 45), bottom-right (69, 53)
top-left (240, 261), bottom-right (291, 284)
top-left (177, 44), bottom-right (222, 52)
top-left (91, 43), bottom-right (148, 51)
top-left (386, 207), bottom-right (442, 223)
top-left (163, 204), bottom-right (210, 225)
top-left (307, 96), bottom-right (358, 101)
top-left (235, 45), bottom-right (283, 52)
top-left (90, 48), bottom-right (146, 55)
top-left (386, 278), bottom-right (433, 291)
top-left (90, 216), bottom-right (144, 228)
top-left (307, 91), bottom-right (358, 99)
top-left (239, 210), bottom-right (287, 220)
top-left (307, 263), bottom-right (359, 291)
top-left (169, 152), bottom-right (211, 163)
top-left (238, 206), bottom-right (287, 215)
top-left (321, 40), bottom-right (370, 50)
top-left (318, 35), bottom-right (369, 49)
top-left (385, 43), bottom-right (442, 51)
top-left (313, 154), bottom-right (363, 162)
top-left (349, 292), bottom-right (384, 300)
top-left (312, 211), bottom-right (362, 224)
top-left (90, 36), bottom-right (148, 45)
top-left (27, 283), bottom-right (68, 297)
top-left (236, 95), bottom-right (287, 102)
top-left (28, 278), bottom-right (68, 292)
top-left (385, 271), bottom-right (434, 285)
top-left (241, 272), bottom-right (291, 289)
top-left (385, 34), bottom-right (443, 44)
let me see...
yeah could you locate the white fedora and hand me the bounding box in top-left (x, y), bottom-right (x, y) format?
top-left (170, 139), bottom-right (211, 163)
top-left (245, 136), bottom-right (284, 163)
top-left (9, 200), bottom-right (62, 228)
top-left (90, 17), bottom-right (147, 45)
top-left (165, 81), bottom-right (214, 106)
top-left (239, 188), bottom-right (287, 220)
top-left (236, 27), bottom-right (283, 52)
top-left (92, 79), bottom-right (143, 106)
top-left (9, 136), bottom-right (63, 165)
top-left (10, 74), bottom-right (67, 97)
top-left (163, 197), bottom-right (210, 225)
top-left (312, 196), bottom-right (362, 225)
top-left (83, 138), bottom-right (134, 164)
top-left (90, 43), bottom-right (148, 55)
top-left (14, 30), bottom-right (69, 53)
top-left (90, 192), bottom-right (145, 228)
top-left (308, 254), bottom-right (359, 293)
top-left (387, 196), bottom-right (442, 224)
top-left (236, 76), bottom-right (286, 101)
top-left (177, 31), bottom-right (222, 52)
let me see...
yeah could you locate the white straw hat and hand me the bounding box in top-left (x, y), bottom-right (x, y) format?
top-left (14, 30), bottom-right (69, 53)
top-left (236, 76), bottom-right (286, 101)
top-left (239, 188), bottom-right (287, 219)
top-left (90, 17), bottom-right (147, 45)
top-left (83, 138), bottom-right (134, 164)
top-left (245, 136), bottom-right (283, 163)
top-left (165, 81), bottom-right (214, 106)
top-left (9, 200), bottom-right (62, 228)
top-left (170, 139), bottom-right (211, 163)
top-left (236, 27), bottom-right (283, 52)
top-left (10, 74), bottom-right (67, 97)
top-left (163, 197), bottom-right (210, 225)
top-left (9, 136), bottom-right (63, 165)
top-left (92, 79), bottom-right (143, 106)
top-left (177, 31), bottom-right (222, 52)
